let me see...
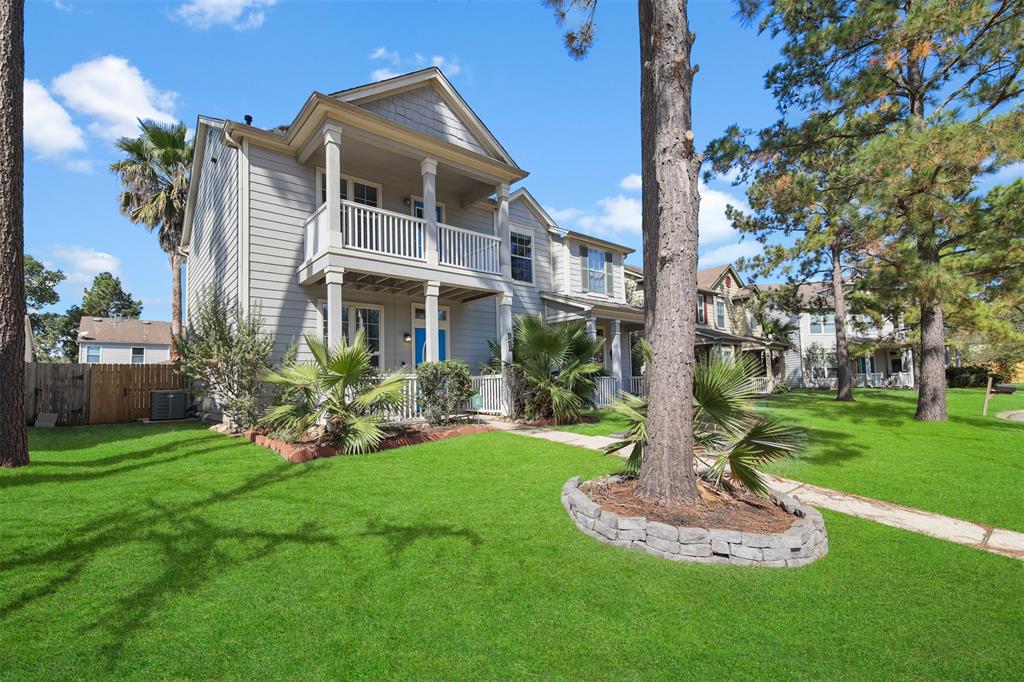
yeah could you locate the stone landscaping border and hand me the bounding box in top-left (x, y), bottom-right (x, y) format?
top-left (561, 476), bottom-right (829, 567)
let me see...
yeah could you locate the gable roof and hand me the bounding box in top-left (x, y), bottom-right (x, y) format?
top-left (509, 187), bottom-right (563, 234)
top-left (77, 318), bottom-right (173, 346)
top-left (696, 264), bottom-right (745, 292)
top-left (331, 68), bottom-right (518, 168)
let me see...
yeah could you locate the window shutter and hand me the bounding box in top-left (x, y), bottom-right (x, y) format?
top-left (605, 252), bottom-right (614, 297)
top-left (580, 245), bottom-right (589, 292)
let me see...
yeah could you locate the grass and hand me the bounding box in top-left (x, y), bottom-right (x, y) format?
top-left (552, 408), bottom-right (631, 436)
top-left (2, 423), bottom-right (1022, 679)
top-left (755, 387), bottom-right (1024, 531)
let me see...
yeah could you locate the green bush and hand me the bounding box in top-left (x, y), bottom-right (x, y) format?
top-left (946, 365), bottom-right (1003, 388)
top-left (417, 360), bottom-right (475, 425)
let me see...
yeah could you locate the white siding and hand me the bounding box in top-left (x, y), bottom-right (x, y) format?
top-left (78, 343), bottom-right (171, 364)
top-left (508, 197), bottom-right (552, 317)
top-left (186, 124), bottom-right (239, 322)
top-left (358, 84), bottom-right (492, 158)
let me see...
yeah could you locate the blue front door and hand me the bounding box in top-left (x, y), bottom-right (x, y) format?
top-left (414, 328), bottom-right (447, 365)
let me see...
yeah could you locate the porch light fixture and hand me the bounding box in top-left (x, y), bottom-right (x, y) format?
top-left (404, 333), bottom-right (412, 343)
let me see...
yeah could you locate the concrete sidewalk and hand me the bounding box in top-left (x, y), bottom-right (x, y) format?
top-left (481, 417), bottom-right (1024, 561)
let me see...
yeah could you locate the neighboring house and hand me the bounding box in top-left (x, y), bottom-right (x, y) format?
top-left (181, 67), bottom-right (645, 388)
top-left (77, 318), bottom-right (173, 365)
top-left (764, 283), bottom-right (915, 389)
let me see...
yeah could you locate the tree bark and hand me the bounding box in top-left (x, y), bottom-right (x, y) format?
top-left (170, 251), bottom-right (183, 337)
top-left (635, 0), bottom-right (701, 505)
top-left (915, 300), bottom-right (947, 421)
top-left (831, 244), bottom-right (853, 401)
top-left (0, 0), bottom-right (28, 467)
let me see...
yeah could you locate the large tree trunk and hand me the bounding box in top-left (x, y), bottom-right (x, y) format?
top-left (170, 251), bottom-right (183, 337)
top-left (915, 300), bottom-right (947, 421)
top-left (635, 0), bottom-right (701, 505)
top-left (0, 0), bottom-right (28, 467)
top-left (831, 244), bottom-right (853, 401)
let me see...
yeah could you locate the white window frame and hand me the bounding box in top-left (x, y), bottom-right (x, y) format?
top-left (131, 347), bottom-right (145, 364)
top-left (85, 344), bottom-right (101, 364)
top-left (716, 300), bottom-right (727, 329)
top-left (410, 303), bottom-right (451, 366)
top-left (317, 298), bottom-right (385, 367)
top-left (509, 228), bottom-right (535, 285)
top-left (583, 246), bottom-right (612, 296)
top-left (409, 195), bottom-right (446, 223)
top-left (809, 312), bottom-right (836, 335)
top-left (316, 168), bottom-right (383, 208)
top-left (696, 293), bottom-right (706, 324)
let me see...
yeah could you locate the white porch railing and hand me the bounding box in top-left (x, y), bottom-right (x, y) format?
top-left (302, 203), bottom-right (330, 261)
top-left (890, 371), bottom-right (914, 388)
top-left (470, 375), bottom-right (506, 414)
top-left (342, 200), bottom-right (425, 261)
top-left (749, 377), bottom-right (773, 394)
top-left (438, 222), bottom-right (502, 275)
top-left (594, 376), bottom-right (619, 407)
top-left (628, 376), bottom-right (646, 397)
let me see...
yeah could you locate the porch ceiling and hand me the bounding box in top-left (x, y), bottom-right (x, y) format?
top-left (320, 270), bottom-right (499, 305)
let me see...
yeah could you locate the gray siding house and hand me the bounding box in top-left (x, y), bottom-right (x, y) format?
top-left (181, 68), bottom-right (643, 385)
top-left (76, 318), bottom-right (173, 364)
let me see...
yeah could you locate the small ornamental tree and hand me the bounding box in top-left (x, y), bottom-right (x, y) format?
top-left (417, 360), bottom-right (475, 425)
top-left (174, 288), bottom-right (274, 430)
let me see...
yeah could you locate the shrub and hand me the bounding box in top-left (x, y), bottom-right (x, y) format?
top-left (174, 288), bottom-right (274, 430)
top-left (262, 331), bottom-right (410, 453)
top-left (417, 360), bottom-right (475, 425)
top-left (946, 365), bottom-right (1003, 388)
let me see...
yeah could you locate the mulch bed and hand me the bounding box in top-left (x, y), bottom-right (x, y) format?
top-left (241, 421), bottom-right (493, 464)
top-left (581, 476), bottom-right (796, 533)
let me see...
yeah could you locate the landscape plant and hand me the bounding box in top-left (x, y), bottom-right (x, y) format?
top-left (416, 360), bottom-right (475, 425)
top-left (604, 355), bottom-right (803, 498)
top-left (263, 330), bottom-right (409, 453)
top-left (510, 316), bottom-right (604, 424)
top-left (173, 288), bottom-right (274, 430)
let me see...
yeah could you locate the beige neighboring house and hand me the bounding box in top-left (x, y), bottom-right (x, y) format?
top-left (77, 318), bottom-right (173, 365)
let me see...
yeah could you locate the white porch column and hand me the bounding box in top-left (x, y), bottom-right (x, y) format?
top-left (499, 293), bottom-right (514, 365)
top-left (325, 267), bottom-right (345, 348)
top-left (323, 123), bottom-right (343, 236)
top-left (421, 158), bottom-right (439, 266)
top-left (424, 280), bottom-right (440, 363)
top-left (904, 348), bottom-right (915, 387)
top-left (496, 182), bottom-right (511, 279)
top-left (585, 315), bottom-right (598, 341)
top-left (610, 319), bottom-right (624, 387)
top-left (764, 348), bottom-right (775, 389)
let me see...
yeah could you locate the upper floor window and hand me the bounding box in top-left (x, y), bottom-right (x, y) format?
top-left (581, 245), bottom-right (613, 295)
top-left (319, 172), bottom-right (380, 208)
top-left (810, 312), bottom-right (836, 334)
top-left (85, 345), bottom-right (101, 363)
top-left (511, 232), bottom-right (533, 283)
top-left (411, 198), bottom-right (445, 222)
top-left (131, 347), bottom-right (145, 364)
top-left (716, 300), bottom-right (727, 328)
top-left (696, 293), bottom-right (707, 324)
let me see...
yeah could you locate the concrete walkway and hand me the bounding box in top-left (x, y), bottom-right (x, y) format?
top-left (481, 417), bottom-right (1024, 561)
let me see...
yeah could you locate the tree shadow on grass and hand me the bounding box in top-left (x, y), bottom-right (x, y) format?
top-left (27, 434), bottom-right (214, 469)
top-left (0, 463), bottom-right (336, 671)
top-left (360, 519), bottom-right (483, 566)
top-left (26, 422), bottom-right (209, 453)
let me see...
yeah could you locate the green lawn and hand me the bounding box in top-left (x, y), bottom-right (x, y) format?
top-left (2, 424), bottom-right (1022, 679)
top-left (552, 407), bottom-right (632, 436)
top-left (755, 387), bottom-right (1024, 532)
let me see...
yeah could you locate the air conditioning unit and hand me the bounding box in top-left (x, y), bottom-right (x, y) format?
top-left (150, 390), bottom-right (188, 421)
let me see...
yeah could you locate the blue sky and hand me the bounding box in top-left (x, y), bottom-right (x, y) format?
top-left (25, 0), bottom-right (793, 321)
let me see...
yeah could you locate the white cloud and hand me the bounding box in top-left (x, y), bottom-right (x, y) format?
top-left (699, 241), bottom-right (760, 268)
top-left (578, 195), bottom-right (642, 235)
top-left (23, 79), bottom-right (86, 157)
top-left (370, 68), bottom-right (401, 83)
top-left (698, 184), bottom-right (748, 247)
top-left (53, 0), bottom-right (72, 10)
top-left (545, 206), bottom-right (583, 223)
top-left (176, 0), bottom-right (275, 30)
top-left (620, 173), bottom-right (642, 191)
top-left (51, 55), bottom-right (177, 140)
top-left (51, 245), bottom-right (120, 284)
top-left (369, 48), bottom-right (464, 81)
top-left (370, 47), bottom-right (401, 65)
top-left (63, 159), bottom-right (94, 174)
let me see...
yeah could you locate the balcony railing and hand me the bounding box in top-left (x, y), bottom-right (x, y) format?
top-left (303, 200), bottom-right (503, 276)
top-left (438, 222), bottom-right (502, 275)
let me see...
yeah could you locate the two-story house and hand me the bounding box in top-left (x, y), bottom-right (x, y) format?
top-left (767, 283), bottom-right (916, 389)
top-left (181, 68), bottom-right (644, 395)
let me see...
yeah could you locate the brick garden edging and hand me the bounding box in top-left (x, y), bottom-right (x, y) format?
top-left (561, 476), bottom-right (829, 567)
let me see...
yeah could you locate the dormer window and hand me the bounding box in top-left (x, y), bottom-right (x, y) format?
top-left (581, 245), bottom-right (613, 295)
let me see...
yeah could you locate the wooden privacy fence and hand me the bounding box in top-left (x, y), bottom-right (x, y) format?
top-left (24, 363), bottom-right (185, 426)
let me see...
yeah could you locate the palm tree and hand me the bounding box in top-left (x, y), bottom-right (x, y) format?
top-left (510, 316), bottom-right (605, 424)
top-left (263, 331), bottom-right (410, 454)
top-left (0, 0), bottom-right (28, 467)
top-left (605, 355), bottom-right (802, 498)
top-left (110, 120), bottom-right (194, 336)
